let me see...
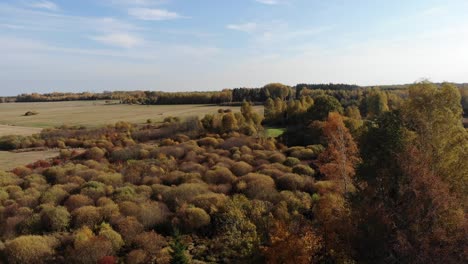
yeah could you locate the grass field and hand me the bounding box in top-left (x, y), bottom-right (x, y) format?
top-left (0, 101), bottom-right (264, 129)
top-left (264, 127), bottom-right (286, 138)
top-left (0, 150), bottom-right (60, 171)
top-left (0, 124), bottom-right (42, 137)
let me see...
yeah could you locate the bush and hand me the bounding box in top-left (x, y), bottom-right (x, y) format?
top-left (283, 157), bottom-right (301, 167)
top-left (40, 186), bottom-right (69, 205)
top-left (40, 205), bottom-right (70, 232)
top-left (197, 137), bottom-right (219, 147)
top-left (203, 167), bottom-right (236, 184)
top-left (133, 231), bottom-right (167, 255)
top-left (98, 223), bottom-right (124, 253)
top-left (230, 161), bottom-right (253, 176)
top-left (292, 164), bottom-right (315, 176)
top-left (65, 194), bottom-right (94, 212)
top-left (24, 111), bottom-right (39, 116)
top-left (72, 206), bottom-right (103, 228)
top-left (162, 183), bottom-right (210, 210)
top-left (236, 173), bottom-right (277, 201)
top-left (4, 235), bottom-right (58, 264)
top-left (116, 216), bottom-right (144, 243)
top-left (190, 193), bottom-right (228, 214)
top-left (269, 153), bottom-right (286, 163)
top-left (176, 206), bottom-right (211, 232)
top-left (137, 201), bottom-right (171, 228)
top-left (276, 173), bottom-right (305, 191)
top-left (86, 147), bottom-right (106, 160)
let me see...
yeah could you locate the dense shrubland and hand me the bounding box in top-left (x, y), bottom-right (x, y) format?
top-left (0, 82), bottom-right (466, 263)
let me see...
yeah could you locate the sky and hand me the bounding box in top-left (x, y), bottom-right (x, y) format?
top-left (1, 0), bottom-right (468, 95)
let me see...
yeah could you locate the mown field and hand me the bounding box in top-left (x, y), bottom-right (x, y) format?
top-left (0, 150), bottom-right (60, 170)
top-left (0, 101), bottom-right (264, 129)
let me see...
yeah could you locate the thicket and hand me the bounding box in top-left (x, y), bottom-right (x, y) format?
top-left (0, 82), bottom-right (466, 263)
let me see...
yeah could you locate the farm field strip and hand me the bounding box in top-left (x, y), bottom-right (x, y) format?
top-left (0, 101), bottom-right (264, 128)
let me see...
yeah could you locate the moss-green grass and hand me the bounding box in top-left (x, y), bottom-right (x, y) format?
top-left (264, 127), bottom-right (286, 138)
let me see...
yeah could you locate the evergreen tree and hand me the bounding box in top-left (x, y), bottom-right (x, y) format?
top-left (170, 231), bottom-right (189, 264)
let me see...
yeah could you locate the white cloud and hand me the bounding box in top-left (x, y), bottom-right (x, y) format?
top-left (91, 33), bottom-right (143, 48)
top-left (227, 22), bottom-right (258, 33)
top-left (129, 8), bottom-right (182, 21)
top-left (30, 1), bottom-right (59, 11)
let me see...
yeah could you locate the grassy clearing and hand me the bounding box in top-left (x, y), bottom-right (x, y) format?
top-left (264, 127), bottom-right (286, 138)
top-left (0, 101), bottom-right (264, 128)
top-left (0, 150), bottom-right (59, 171)
top-left (0, 125), bottom-right (42, 137)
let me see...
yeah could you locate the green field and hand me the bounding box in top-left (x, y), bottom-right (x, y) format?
top-left (0, 100), bottom-right (264, 130)
top-left (264, 127), bottom-right (286, 138)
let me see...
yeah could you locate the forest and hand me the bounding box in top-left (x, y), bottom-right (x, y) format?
top-left (0, 82), bottom-right (466, 264)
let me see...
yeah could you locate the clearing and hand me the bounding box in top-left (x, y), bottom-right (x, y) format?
top-left (0, 124), bottom-right (42, 137)
top-left (0, 101), bottom-right (264, 129)
top-left (0, 150), bottom-right (60, 171)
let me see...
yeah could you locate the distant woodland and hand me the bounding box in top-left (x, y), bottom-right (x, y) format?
top-left (0, 82), bottom-right (466, 263)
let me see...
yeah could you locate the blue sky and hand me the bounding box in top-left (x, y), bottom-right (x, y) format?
top-left (1, 0), bottom-right (468, 95)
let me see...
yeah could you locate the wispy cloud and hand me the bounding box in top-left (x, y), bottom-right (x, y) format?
top-left (91, 33), bottom-right (143, 48)
top-left (29, 1), bottom-right (59, 11)
top-left (227, 22), bottom-right (258, 33)
top-left (255, 0), bottom-right (280, 5)
top-left (129, 8), bottom-right (183, 20)
top-left (106, 0), bottom-right (168, 6)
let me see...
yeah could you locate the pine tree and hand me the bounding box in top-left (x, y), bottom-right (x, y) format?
top-left (170, 231), bottom-right (189, 264)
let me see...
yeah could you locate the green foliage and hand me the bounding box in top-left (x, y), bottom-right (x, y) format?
top-left (40, 205), bottom-right (70, 232)
top-left (170, 231), bottom-right (190, 264)
top-left (307, 95), bottom-right (344, 121)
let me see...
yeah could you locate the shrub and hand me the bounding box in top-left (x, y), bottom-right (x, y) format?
top-left (283, 157), bottom-right (301, 167)
top-left (72, 206), bottom-right (103, 228)
top-left (203, 167), bottom-right (236, 184)
top-left (176, 206), bottom-right (211, 232)
top-left (69, 236), bottom-right (114, 264)
top-left (4, 235), bottom-right (58, 264)
top-left (80, 181), bottom-right (106, 201)
top-left (197, 137), bottom-right (219, 147)
top-left (269, 153), bottom-right (286, 163)
top-left (118, 201), bottom-right (140, 217)
top-left (133, 231), bottom-right (167, 255)
top-left (40, 186), bottom-right (69, 205)
top-left (276, 173), bottom-right (305, 191)
top-left (230, 161), bottom-right (253, 176)
top-left (126, 249), bottom-right (147, 264)
top-left (65, 194), bottom-right (94, 212)
top-left (40, 205), bottom-right (70, 232)
top-left (290, 148), bottom-right (315, 160)
top-left (190, 193), bottom-right (228, 214)
top-left (292, 164), bottom-right (315, 176)
top-left (236, 173), bottom-right (277, 201)
top-left (86, 147), bottom-right (106, 160)
top-left (138, 201), bottom-right (171, 228)
top-left (98, 223), bottom-right (124, 253)
top-left (116, 216), bottom-right (144, 243)
top-left (162, 183), bottom-right (210, 210)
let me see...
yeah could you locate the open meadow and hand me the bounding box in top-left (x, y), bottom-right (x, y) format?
top-left (0, 149), bottom-right (60, 171)
top-left (0, 100), bottom-right (264, 130)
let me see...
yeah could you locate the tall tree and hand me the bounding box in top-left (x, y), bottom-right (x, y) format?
top-left (404, 82), bottom-right (468, 197)
top-left (318, 112), bottom-right (360, 193)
